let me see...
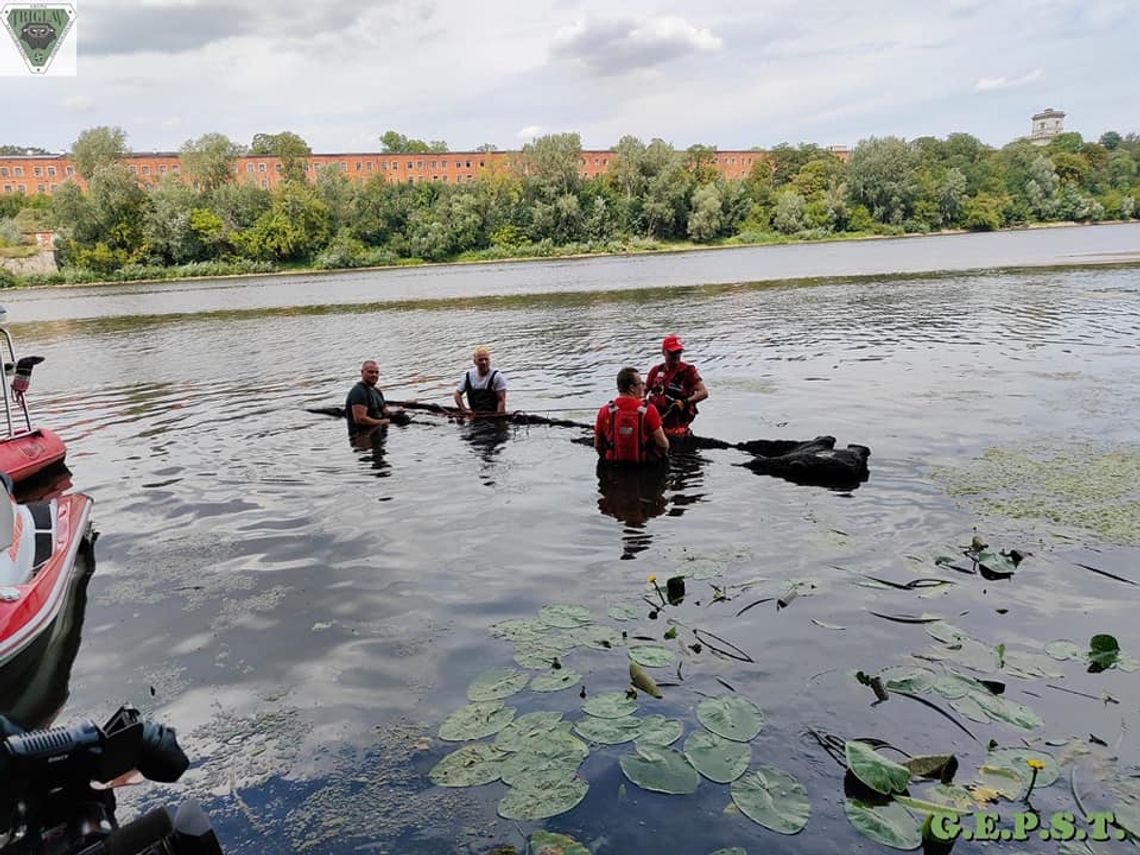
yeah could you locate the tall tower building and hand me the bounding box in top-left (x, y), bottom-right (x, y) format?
top-left (1029, 108), bottom-right (1065, 145)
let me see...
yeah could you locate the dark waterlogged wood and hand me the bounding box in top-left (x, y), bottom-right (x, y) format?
top-left (306, 401), bottom-right (872, 489)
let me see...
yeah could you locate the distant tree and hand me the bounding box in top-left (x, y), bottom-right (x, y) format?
top-left (520, 133), bottom-right (582, 198)
top-left (237, 181), bottom-right (330, 261)
top-left (180, 133), bottom-right (244, 192)
top-left (1107, 150), bottom-right (1137, 190)
top-left (608, 135), bottom-right (647, 200)
top-left (71, 126), bottom-right (129, 181)
top-left (0, 145), bottom-right (51, 156)
top-left (428, 140), bottom-right (449, 153)
top-left (1099, 131), bottom-right (1122, 151)
top-left (687, 182), bottom-right (724, 241)
top-left (767, 143), bottom-right (825, 186)
top-left (685, 144), bottom-right (719, 185)
top-left (772, 190), bottom-right (806, 234)
top-left (963, 192), bottom-right (1006, 230)
top-left (1046, 132), bottom-right (1084, 155)
top-left (790, 157), bottom-right (846, 201)
top-left (379, 131), bottom-right (446, 153)
top-left (143, 175), bottom-right (207, 264)
top-left (642, 157), bottom-right (693, 239)
top-left (249, 132), bottom-right (311, 182)
top-left (939, 167), bottom-right (968, 226)
top-left (846, 136), bottom-right (918, 224)
top-left (476, 143), bottom-right (498, 152)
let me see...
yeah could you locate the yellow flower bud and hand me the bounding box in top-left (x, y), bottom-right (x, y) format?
top-left (1026, 758), bottom-right (1045, 770)
top-left (647, 575), bottom-right (657, 584)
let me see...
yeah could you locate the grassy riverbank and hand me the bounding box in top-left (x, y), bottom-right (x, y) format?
top-left (1, 220), bottom-right (1137, 291)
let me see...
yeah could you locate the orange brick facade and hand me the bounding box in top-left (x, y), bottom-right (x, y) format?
top-left (0, 147), bottom-right (825, 197)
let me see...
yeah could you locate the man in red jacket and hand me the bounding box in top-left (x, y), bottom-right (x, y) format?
top-left (646, 334), bottom-right (708, 437)
top-left (595, 367), bottom-right (669, 463)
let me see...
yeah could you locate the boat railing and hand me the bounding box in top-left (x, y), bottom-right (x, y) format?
top-left (0, 326), bottom-right (34, 439)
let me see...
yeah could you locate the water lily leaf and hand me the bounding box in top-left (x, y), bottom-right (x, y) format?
top-left (439, 702), bottom-right (516, 741)
top-left (696, 695), bottom-right (765, 743)
top-left (636, 715), bottom-right (683, 747)
top-left (731, 767), bottom-right (810, 834)
top-left (880, 666), bottom-right (936, 693)
top-left (921, 783), bottom-right (979, 812)
top-left (467, 667), bottom-right (530, 701)
top-left (500, 731), bottom-right (588, 786)
top-left (675, 559), bottom-right (725, 580)
top-left (529, 830), bottom-right (591, 855)
top-left (1088, 633), bottom-right (1121, 673)
top-left (498, 769), bottom-right (589, 820)
top-left (574, 714), bottom-right (643, 745)
top-left (1001, 650), bottom-right (1061, 680)
top-left (429, 743), bottom-right (510, 787)
top-left (607, 603), bottom-right (640, 622)
top-left (531, 668), bottom-right (582, 693)
top-left (1114, 776), bottom-right (1140, 838)
top-left (931, 673), bottom-right (975, 700)
top-left (620, 744), bottom-right (700, 794)
top-left (972, 691), bottom-right (1041, 730)
top-left (949, 694), bottom-right (991, 723)
top-left (708, 849), bottom-right (747, 855)
top-left (514, 642), bottom-right (570, 670)
top-left (901, 754), bottom-right (957, 782)
top-left (938, 639), bottom-right (1001, 673)
top-left (571, 624), bottom-right (624, 650)
top-left (975, 764), bottom-right (1024, 800)
top-left (582, 692), bottom-right (637, 719)
top-left (845, 741), bottom-right (912, 795)
top-left (844, 798), bottom-right (921, 850)
top-left (986, 747), bottom-right (1059, 789)
top-left (925, 622), bottom-right (971, 645)
top-left (629, 662), bottom-right (663, 699)
top-left (893, 794), bottom-right (971, 816)
top-left (1044, 639), bottom-right (1083, 661)
top-left (629, 645), bottom-right (675, 668)
top-left (684, 730), bottom-right (751, 783)
top-left (539, 604), bottom-right (593, 629)
top-left (493, 711), bottom-right (565, 750)
top-left (490, 618), bottom-right (550, 642)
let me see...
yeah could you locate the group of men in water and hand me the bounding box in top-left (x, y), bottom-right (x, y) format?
top-left (345, 334), bottom-right (708, 464)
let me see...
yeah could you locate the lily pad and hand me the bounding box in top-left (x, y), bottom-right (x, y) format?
top-left (439, 702), bottom-right (516, 741)
top-left (572, 624), bottom-right (624, 650)
top-left (529, 831), bottom-right (591, 855)
top-left (921, 783), bottom-right (979, 812)
top-left (530, 668), bottom-right (582, 693)
top-left (844, 798), bottom-right (922, 850)
top-left (949, 694), bottom-right (991, 723)
top-left (1002, 650), bottom-right (1061, 680)
top-left (636, 715), bottom-right (683, 747)
top-left (582, 692), bottom-right (637, 719)
top-left (607, 603), bottom-right (640, 621)
top-left (574, 714), bottom-right (643, 745)
top-left (986, 747), bottom-right (1059, 789)
top-left (675, 559), bottom-right (725, 580)
top-left (972, 691), bottom-right (1041, 730)
top-left (490, 618), bottom-right (550, 642)
top-left (975, 763), bottom-right (1025, 800)
top-left (696, 695), bottom-right (765, 743)
top-left (620, 744), bottom-right (700, 794)
top-left (539, 604), bottom-right (593, 629)
top-left (467, 667), bottom-right (530, 701)
top-left (498, 770), bottom-right (589, 820)
top-left (514, 642), bottom-right (570, 670)
top-left (879, 666), bottom-right (935, 693)
top-left (845, 741), bottom-right (911, 795)
top-left (731, 767), bottom-right (810, 834)
top-left (494, 711), bottom-right (565, 750)
top-left (925, 621), bottom-right (971, 645)
top-left (1114, 776), bottom-right (1140, 838)
top-left (709, 850), bottom-right (747, 855)
top-left (1088, 633), bottom-right (1120, 673)
top-left (629, 645), bottom-right (674, 668)
top-left (429, 743), bottom-right (509, 787)
top-left (500, 732), bottom-right (588, 786)
top-left (683, 730), bottom-right (751, 784)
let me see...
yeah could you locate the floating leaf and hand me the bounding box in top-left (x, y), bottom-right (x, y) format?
top-left (948, 694), bottom-right (990, 723)
top-left (528, 829), bottom-right (592, 855)
top-left (572, 624), bottom-right (624, 650)
top-left (467, 668), bottom-right (530, 701)
top-left (1044, 639), bottom-right (1081, 661)
top-left (539, 604), bottom-right (593, 629)
top-left (636, 715), bottom-right (683, 747)
top-left (620, 744), bottom-right (699, 794)
top-left (514, 642), bottom-right (570, 670)
top-left (629, 662), bottom-right (663, 699)
top-left (925, 622), bottom-right (971, 645)
top-left (429, 743), bottom-right (509, 787)
top-left (708, 849), bottom-right (747, 855)
top-left (844, 798), bottom-right (921, 850)
top-left (439, 702), bottom-right (515, 741)
top-left (1088, 633), bottom-right (1121, 673)
top-left (975, 764), bottom-right (1024, 800)
top-left (985, 747), bottom-right (1059, 789)
top-left (629, 645), bottom-right (675, 668)
top-left (893, 794), bottom-right (971, 816)
top-left (972, 691), bottom-right (1041, 730)
top-left (529, 830), bottom-right (591, 855)
top-left (574, 714), bottom-right (643, 745)
top-left (490, 618), bottom-right (549, 642)
top-left (582, 692), bottom-right (637, 719)
top-left (731, 767), bottom-right (810, 834)
top-left (921, 783), bottom-right (979, 812)
top-left (696, 695), bottom-right (765, 743)
top-left (1001, 650), bottom-right (1061, 680)
top-left (493, 711), bottom-right (565, 750)
top-left (531, 668), bottom-right (582, 693)
top-left (901, 754), bottom-right (958, 782)
top-left (500, 732), bottom-right (588, 786)
top-left (879, 666), bottom-right (936, 693)
top-left (498, 770), bottom-right (588, 820)
top-left (607, 603), bottom-right (640, 622)
top-left (675, 559), bottom-right (725, 580)
top-left (1114, 776), bottom-right (1140, 838)
top-left (684, 731), bottom-right (751, 784)
top-left (845, 741), bottom-right (911, 795)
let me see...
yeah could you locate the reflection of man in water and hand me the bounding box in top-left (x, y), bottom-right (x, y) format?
top-left (345, 360), bottom-right (404, 436)
top-left (349, 427), bottom-right (391, 477)
top-left (453, 346), bottom-right (508, 415)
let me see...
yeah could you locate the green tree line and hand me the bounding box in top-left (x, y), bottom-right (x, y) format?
top-left (2, 125), bottom-right (1139, 284)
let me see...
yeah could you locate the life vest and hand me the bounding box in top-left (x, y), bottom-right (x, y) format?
top-left (606, 400), bottom-right (647, 463)
top-left (463, 369), bottom-right (500, 412)
top-left (647, 362), bottom-right (698, 431)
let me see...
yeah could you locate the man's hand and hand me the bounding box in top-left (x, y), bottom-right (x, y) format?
top-left (672, 399), bottom-right (687, 413)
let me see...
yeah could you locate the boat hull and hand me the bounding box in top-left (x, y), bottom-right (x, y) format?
top-left (0, 428), bottom-right (67, 484)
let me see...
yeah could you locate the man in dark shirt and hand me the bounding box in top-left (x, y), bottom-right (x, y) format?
top-left (345, 360), bottom-right (403, 436)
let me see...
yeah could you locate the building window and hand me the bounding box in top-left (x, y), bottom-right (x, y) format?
top-left (0, 168), bottom-right (6, 176)
top-left (275, 163), bottom-right (282, 172)
top-left (142, 166), bottom-right (150, 174)
top-left (478, 161), bottom-right (484, 167)
top-left (467, 174), bottom-right (473, 182)
top-left (2, 185), bottom-right (10, 193)
top-left (430, 160), bottom-right (436, 168)
top-left (261, 179), bottom-right (269, 188)
top-left (593, 158), bottom-right (599, 166)
top-left (50, 183), bottom-right (58, 191)
top-left (49, 166), bottom-right (59, 176)
top-left (258, 163), bottom-right (267, 172)
top-left (37, 183), bottom-right (45, 192)
top-left (416, 160), bottom-right (423, 169)
top-left (171, 164), bottom-right (179, 172)
top-left (33, 167), bottom-right (42, 176)
top-left (16, 184), bottom-right (25, 193)
top-left (159, 165), bottom-right (167, 173)
top-left (130, 165), bottom-right (138, 174)
top-left (340, 161), bottom-right (347, 171)
top-left (441, 160), bottom-right (448, 167)
top-left (366, 161), bottom-right (374, 171)
top-left (355, 161), bottom-right (362, 171)
top-left (13, 167), bottom-right (23, 176)
top-left (246, 164), bottom-right (254, 173)
top-left (66, 166), bottom-right (74, 176)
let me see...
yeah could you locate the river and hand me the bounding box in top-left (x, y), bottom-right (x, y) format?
top-left (3, 225), bottom-right (1139, 854)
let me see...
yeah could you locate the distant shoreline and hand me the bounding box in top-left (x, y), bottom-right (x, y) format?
top-left (5, 219), bottom-right (1140, 292)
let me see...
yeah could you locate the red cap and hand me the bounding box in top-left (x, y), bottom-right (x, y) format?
top-left (662, 334), bottom-right (684, 352)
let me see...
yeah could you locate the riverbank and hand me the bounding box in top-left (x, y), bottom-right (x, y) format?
top-left (3, 219), bottom-right (1138, 292)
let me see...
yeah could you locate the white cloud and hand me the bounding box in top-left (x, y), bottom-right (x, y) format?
top-left (62, 95), bottom-right (95, 111)
top-left (974, 67), bottom-right (1044, 92)
top-left (516, 125), bottom-right (543, 142)
top-left (552, 15), bottom-right (721, 76)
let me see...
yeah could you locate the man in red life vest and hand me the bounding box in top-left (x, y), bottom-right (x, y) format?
top-left (646, 334), bottom-right (708, 438)
top-left (594, 367), bottom-right (669, 464)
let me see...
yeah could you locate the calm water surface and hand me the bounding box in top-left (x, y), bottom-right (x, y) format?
top-left (4, 236), bottom-right (1140, 854)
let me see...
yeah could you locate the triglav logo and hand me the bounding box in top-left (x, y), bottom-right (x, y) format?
top-left (2, 3), bottom-right (75, 75)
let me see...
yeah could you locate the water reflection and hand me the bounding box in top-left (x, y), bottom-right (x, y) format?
top-left (457, 420), bottom-right (511, 484)
top-left (596, 449), bottom-right (708, 559)
top-left (349, 428), bottom-right (391, 478)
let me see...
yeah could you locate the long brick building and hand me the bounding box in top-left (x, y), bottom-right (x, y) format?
top-left (0, 147), bottom-right (847, 197)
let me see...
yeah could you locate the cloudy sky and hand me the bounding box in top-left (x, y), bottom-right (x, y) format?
top-left (1, 0), bottom-right (1136, 154)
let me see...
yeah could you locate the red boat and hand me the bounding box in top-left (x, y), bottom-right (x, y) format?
top-left (0, 483), bottom-right (94, 671)
top-left (0, 307), bottom-right (67, 484)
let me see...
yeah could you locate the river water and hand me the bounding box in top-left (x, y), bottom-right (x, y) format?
top-left (3, 225), bottom-right (1140, 854)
